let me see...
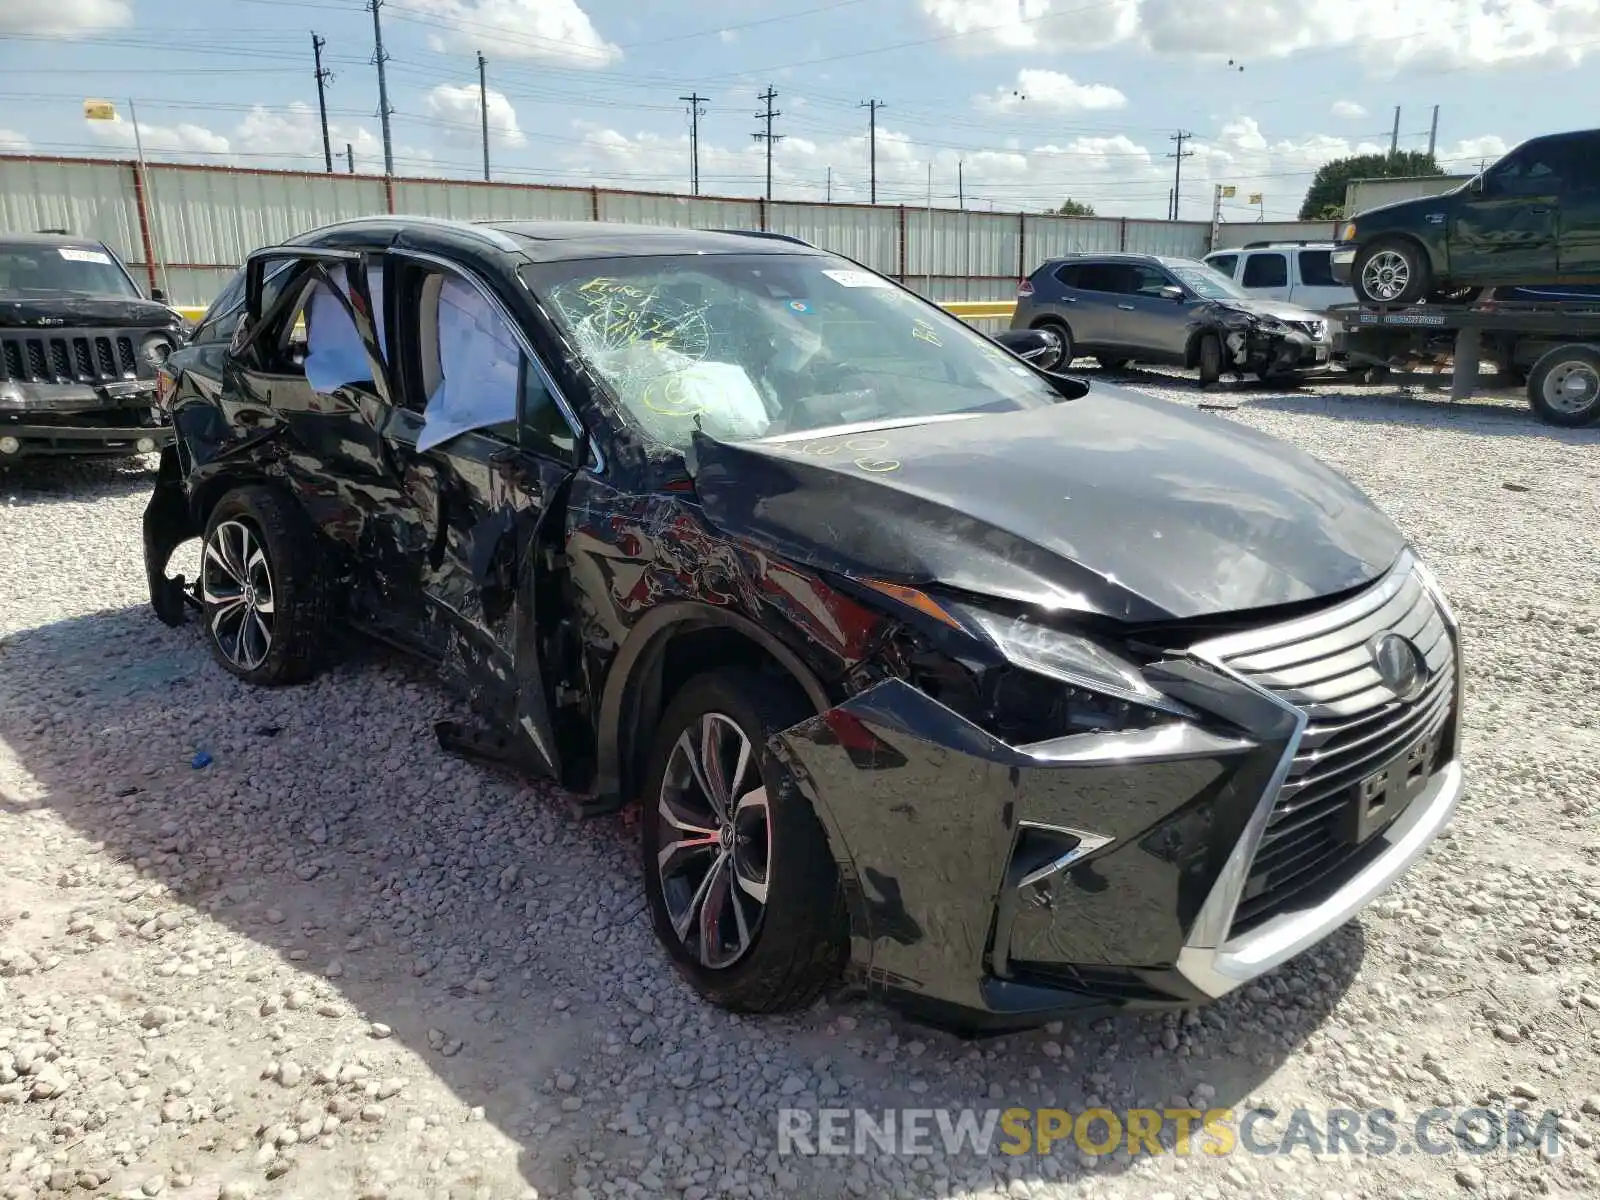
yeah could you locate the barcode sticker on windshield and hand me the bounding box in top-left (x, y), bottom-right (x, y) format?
top-left (59, 248), bottom-right (113, 265)
top-left (822, 269), bottom-right (890, 289)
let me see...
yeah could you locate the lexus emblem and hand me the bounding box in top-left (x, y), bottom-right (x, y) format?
top-left (1370, 632), bottom-right (1426, 701)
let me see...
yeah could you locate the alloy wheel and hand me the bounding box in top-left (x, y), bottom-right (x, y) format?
top-left (1543, 361), bottom-right (1600, 416)
top-left (1360, 250), bottom-right (1411, 303)
top-left (202, 519), bottom-right (275, 671)
top-left (655, 712), bottom-right (772, 970)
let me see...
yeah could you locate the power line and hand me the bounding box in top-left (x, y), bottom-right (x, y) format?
top-left (860, 98), bottom-right (884, 204)
top-left (1167, 130), bottom-right (1194, 220)
top-left (367, 0), bottom-right (395, 176)
top-left (312, 31), bottom-right (334, 174)
top-left (680, 92), bottom-right (709, 195)
top-left (752, 85), bottom-right (782, 202)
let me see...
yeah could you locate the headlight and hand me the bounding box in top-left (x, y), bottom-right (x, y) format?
top-left (961, 607), bottom-right (1195, 720)
top-left (140, 333), bottom-right (174, 368)
top-left (1342, 222), bottom-right (1358, 242)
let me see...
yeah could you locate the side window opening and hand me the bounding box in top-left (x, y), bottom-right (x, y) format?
top-left (1298, 250), bottom-right (1336, 287)
top-left (1242, 253), bottom-right (1289, 288)
top-left (1207, 254), bottom-right (1238, 278)
top-left (415, 269), bottom-right (575, 458)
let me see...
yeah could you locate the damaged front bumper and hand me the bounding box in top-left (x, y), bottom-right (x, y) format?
top-left (774, 554), bottom-right (1463, 1031)
top-left (0, 380), bottom-right (169, 459)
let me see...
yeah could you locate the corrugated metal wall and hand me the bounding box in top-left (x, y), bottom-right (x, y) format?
top-left (1, 155), bottom-right (1257, 308)
top-left (1344, 174), bottom-right (1472, 216)
top-left (1210, 220), bottom-right (1341, 250)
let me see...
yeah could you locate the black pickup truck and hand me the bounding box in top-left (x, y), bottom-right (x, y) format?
top-left (1, 232), bottom-right (188, 462)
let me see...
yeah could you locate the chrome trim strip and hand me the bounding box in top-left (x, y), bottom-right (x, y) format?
top-left (1019, 723), bottom-right (1256, 766)
top-left (384, 247), bottom-right (603, 473)
top-left (1014, 823), bottom-right (1115, 889)
top-left (757, 413), bottom-right (984, 443)
top-left (1177, 759), bottom-right (1462, 997)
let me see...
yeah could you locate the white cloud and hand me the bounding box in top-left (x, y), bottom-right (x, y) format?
top-left (424, 83), bottom-right (526, 148)
top-left (719, 28), bottom-right (737, 43)
top-left (556, 114), bottom-right (1507, 221)
top-left (1331, 100), bottom-right (1368, 119)
top-left (975, 68), bottom-right (1127, 115)
top-left (0, 129), bottom-right (32, 153)
top-left (403, 0), bottom-right (620, 67)
top-left (1436, 134), bottom-right (1510, 172)
top-left (84, 103), bottom-right (432, 173)
top-left (0, 0), bottom-right (130, 37)
top-left (921, 0), bottom-right (1600, 74)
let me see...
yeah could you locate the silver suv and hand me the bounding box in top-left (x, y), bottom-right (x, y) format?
top-left (1012, 252), bottom-right (1332, 384)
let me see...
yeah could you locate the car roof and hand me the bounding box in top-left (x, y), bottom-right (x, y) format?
top-left (1208, 242), bottom-right (1336, 253)
top-left (1039, 251), bottom-right (1202, 269)
top-left (0, 231), bottom-right (112, 251)
top-left (294, 216), bottom-right (825, 263)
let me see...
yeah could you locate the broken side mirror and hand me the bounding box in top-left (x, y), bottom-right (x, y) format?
top-left (151, 286), bottom-right (166, 302)
top-left (993, 327), bottom-right (1065, 372)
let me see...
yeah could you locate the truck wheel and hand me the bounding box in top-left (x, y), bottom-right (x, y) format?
top-left (200, 486), bottom-right (330, 684)
top-left (1354, 239), bottom-right (1430, 306)
top-left (1527, 345), bottom-right (1600, 427)
top-left (640, 668), bottom-right (848, 1013)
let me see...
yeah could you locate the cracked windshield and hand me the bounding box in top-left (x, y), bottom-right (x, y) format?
top-left (525, 254), bottom-right (1060, 447)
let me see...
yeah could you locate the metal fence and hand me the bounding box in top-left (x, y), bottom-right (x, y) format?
top-left (4, 154), bottom-right (1262, 309)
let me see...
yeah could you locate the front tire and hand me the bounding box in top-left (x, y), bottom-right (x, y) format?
top-left (1527, 345), bottom-right (1600, 427)
top-left (200, 486), bottom-right (329, 685)
top-left (640, 668), bottom-right (847, 1013)
top-left (1196, 333), bottom-right (1223, 386)
top-left (1354, 239), bottom-right (1430, 306)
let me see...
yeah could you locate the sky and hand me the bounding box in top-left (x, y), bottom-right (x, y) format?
top-left (0, 0), bottom-right (1591, 221)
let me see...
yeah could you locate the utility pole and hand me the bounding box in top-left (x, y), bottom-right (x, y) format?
top-left (346, 143), bottom-right (354, 174)
top-left (1167, 131), bottom-right (1194, 220)
top-left (752, 85), bottom-right (782, 202)
top-left (368, 0), bottom-right (395, 176)
top-left (958, 160), bottom-right (964, 210)
top-left (679, 92), bottom-right (708, 195)
top-left (1427, 104), bottom-right (1439, 158)
top-left (825, 166), bottom-right (831, 202)
top-left (1389, 106), bottom-right (1401, 158)
top-left (477, 51), bottom-right (490, 181)
top-left (312, 32), bottom-right (334, 173)
top-left (860, 98), bottom-right (884, 204)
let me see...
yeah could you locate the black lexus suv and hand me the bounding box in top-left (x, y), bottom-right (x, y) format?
top-left (0, 232), bottom-right (185, 461)
top-left (143, 217), bottom-right (1464, 1031)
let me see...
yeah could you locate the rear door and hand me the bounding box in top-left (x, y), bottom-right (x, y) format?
top-left (1293, 248), bottom-right (1354, 308)
top-left (1451, 134), bottom-right (1569, 283)
top-left (377, 251), bottom-right (585, 776)
top-left (1050, 261), bottom-right (1120, 348)
top-left (1240, 251), bottom-right (1292, 301)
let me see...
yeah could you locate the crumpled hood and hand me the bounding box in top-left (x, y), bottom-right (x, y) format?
top-left (1214, 297), bottom-right (1329, 327)
top-left (688, 387), bottom-right (1405, 624)
top-left (0, 295), bottom-right (182, 330)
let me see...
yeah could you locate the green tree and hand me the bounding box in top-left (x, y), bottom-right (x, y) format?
top-left (1298, 150), bottom-right (1441, 219)
top-left (1053, 198), bottom-right (1096, 217)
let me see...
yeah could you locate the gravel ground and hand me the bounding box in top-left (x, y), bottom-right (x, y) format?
top-left (2, 369), bottom-right (1600, 1200)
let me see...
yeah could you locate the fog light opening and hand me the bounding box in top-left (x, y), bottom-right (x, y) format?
top-left (0, 436), bottom-right (20, 456)
top-left (136, 437), bottom-right (157, 454)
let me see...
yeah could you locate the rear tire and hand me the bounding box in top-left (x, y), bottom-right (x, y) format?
top-left (199, 486), bottom-right (330, 685)
top-left (1354, 239), bottom-right (1430, 306)
top-left (1032, 319), bottom-right (1075, 366)
top-left (1527, 345), bottom-right (1600, 427)
top-left (640, 668), bottom-right (847, 1013)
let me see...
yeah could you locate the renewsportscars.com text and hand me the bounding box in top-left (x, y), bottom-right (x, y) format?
top-left (777, 1106), bottom-right (1563, 1159)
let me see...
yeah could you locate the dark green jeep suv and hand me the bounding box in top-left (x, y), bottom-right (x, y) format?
top-left (1332, 128), bottom-right (1600, 305)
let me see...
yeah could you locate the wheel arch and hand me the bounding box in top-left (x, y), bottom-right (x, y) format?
top-left (595, 603), bottom-right (832, 809)
top-left (1365, 231), bottom-right (1443, 280)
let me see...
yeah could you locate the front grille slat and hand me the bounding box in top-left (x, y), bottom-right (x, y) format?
top-left (1210, 561), bottom-right (1458, 939)
top-left (0, 327), bottom-right (158, 385)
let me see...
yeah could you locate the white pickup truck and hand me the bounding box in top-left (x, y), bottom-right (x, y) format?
top-left (1202, 243), bottom-right (1354, 311)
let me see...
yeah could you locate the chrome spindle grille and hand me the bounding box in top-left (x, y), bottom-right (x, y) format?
top-left (1214, 566), bottom-right (1456, 937)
